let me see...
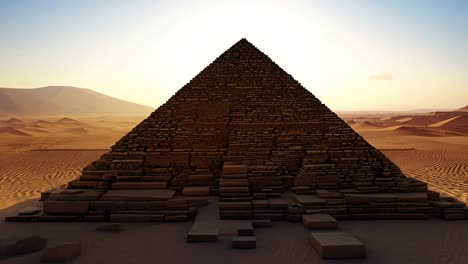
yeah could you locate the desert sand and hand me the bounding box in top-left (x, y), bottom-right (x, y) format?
top-left (0, 115), bottom-right (145, 209)
top-left (340, 109), bottom-right (468, 203)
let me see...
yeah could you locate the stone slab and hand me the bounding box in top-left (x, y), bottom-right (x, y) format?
top-left (218, 201), bottom-right (252, 210)
top-left (309, 231), bottom-right (366, 259)
top-left (344, 193), bottom-right (428, 204)
top-left (182, 186), bottom-right (210, 196)
top-left (110, 214), bottom-right (164, 222)
top-left (187, 228), bottom-right (219, 242)
top-left (101, 189), bottom-right (175, 201)
top-left (238, 222), bottom-right (254, 236)
top-left (295, 195), bottom-right (327, 206)
top-left (269, 198), bottom-right (289, 209)
top-left (43, 201), bottom-right (89, 215)
top-left (111, 182), bottom-right (167, 189)
top-left (48, 189), bottom-right (103, 201)
top-left (18, 206), bottom-right (41, 216)
top-left (303, 214), bottom-right (338, 229)
top-left (223, 165), bottom-right (249, 174)
top-left (232, 236), bottom-right (256, 249)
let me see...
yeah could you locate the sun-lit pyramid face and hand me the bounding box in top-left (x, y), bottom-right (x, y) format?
top-left (67, 38), bottom-right (427, 195)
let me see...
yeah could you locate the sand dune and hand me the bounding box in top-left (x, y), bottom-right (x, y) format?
top-left (389, 126), bottom-right (445, 137)
top-left (0, 150), bottom-right (105, 209)
top-left (428, 115), bottom-right (468, 134)
top-left (64, 127), bottom-right (89, 135)
top-left (351, 121), bottom-right (383, 131)
top-left (34, 120), bottom-right (54, 127)
top-left (395, 117), bottom-right (413, 123)
top-left (0, 127), bottom-right (33, 137)
top-left (429, 115), bottom-right (462, 127)
top-left (56, 117), bottom-right (84, 126)
top-left (19, 127), bottom-right (50, 134)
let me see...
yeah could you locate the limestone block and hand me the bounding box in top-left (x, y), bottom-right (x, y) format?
top-left (237, 222), bottom-right (254, 236)
top-left (309, 231), bottom-right (366, 259)
top-left (232, 236), bottom-right (256, 249)
top-left (101, 190), bottom-right (175, 201)
top-left (44, 201), bottom-right (89, 215)
top-left (187, 227), bottom-right (219, 242)
top-left (295, 195), bottom-right (327, 206)
top-left (182, 186), bottom-right (210, 196)
top-left (112, 182), bottom-right (167, 189)
top-left (303, 214), bottom-right (338, 229)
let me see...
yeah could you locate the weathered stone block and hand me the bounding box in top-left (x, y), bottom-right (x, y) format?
top-left (182, 186), bottom-right (210, 196)
top-left (303, 214), bottom-right (338, 229)
top-left (44, 201), bottom-right (89, 215)
top-left (232, 236), bottom-right (256, 249)
top-left (309, 231), bottom-right (366, 259)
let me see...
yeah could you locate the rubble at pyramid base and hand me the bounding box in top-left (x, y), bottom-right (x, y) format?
top-left (5, 156), bottom-right (467, 223)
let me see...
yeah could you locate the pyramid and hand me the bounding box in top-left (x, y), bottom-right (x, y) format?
top-left (10, 39), bottom-right (439, 222)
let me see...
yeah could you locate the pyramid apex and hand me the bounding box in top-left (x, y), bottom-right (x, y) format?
top-left (235, 38), bottom-right (251, 45)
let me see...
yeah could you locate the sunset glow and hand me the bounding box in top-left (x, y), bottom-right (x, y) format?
top-left (1, 0), bottom-right (466, 110)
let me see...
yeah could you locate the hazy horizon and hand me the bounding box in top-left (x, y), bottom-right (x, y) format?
top-left (1, 0), bottom-right (467, 111)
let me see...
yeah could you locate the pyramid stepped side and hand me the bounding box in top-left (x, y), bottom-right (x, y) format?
top-left (75, 39), bottom-right (424, 194)
top-left (20, 39), bottom-right (437, 222)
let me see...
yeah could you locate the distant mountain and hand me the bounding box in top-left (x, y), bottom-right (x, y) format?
top-left (457, 105), bottom-right (468, 112)
top-left (0, 86), bottom-right (154, 115)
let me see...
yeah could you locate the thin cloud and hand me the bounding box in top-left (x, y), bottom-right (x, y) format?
top-left (369, 74), bottom-right (393, 80)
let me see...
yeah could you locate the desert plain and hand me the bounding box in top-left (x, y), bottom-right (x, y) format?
top-left (0, 109), bottom-right (467, 263)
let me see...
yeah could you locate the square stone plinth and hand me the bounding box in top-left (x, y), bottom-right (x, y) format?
top-left (238, 222), bottom-right (254, 236)
top-left (232, 236), bottom-right (256, 249)
top-left (101, 189), bottom-right (175, 201)
top-left (303, 214), bottom-right (338, 229)
top-left (309, 232), bottom-right (366, 259)
top-left (182, 186), bottom-right (210, 196)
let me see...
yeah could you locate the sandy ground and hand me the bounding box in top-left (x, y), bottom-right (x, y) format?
top-left (0, 150), bottom-right (105, 209)
top-left (0, 115), bottom-right (145, 209)
top-left (0, 200), bottom-right (467, 264)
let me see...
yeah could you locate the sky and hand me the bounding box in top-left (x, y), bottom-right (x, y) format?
top-left (0, 0), bottom-right (467, 111)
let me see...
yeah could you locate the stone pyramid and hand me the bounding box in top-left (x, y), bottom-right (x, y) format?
top-left (11, 39), bottom-right (436, 222)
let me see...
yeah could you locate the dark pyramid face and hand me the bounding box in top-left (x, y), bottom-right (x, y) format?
top-left (75, 38), bottom-right (426, 195)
